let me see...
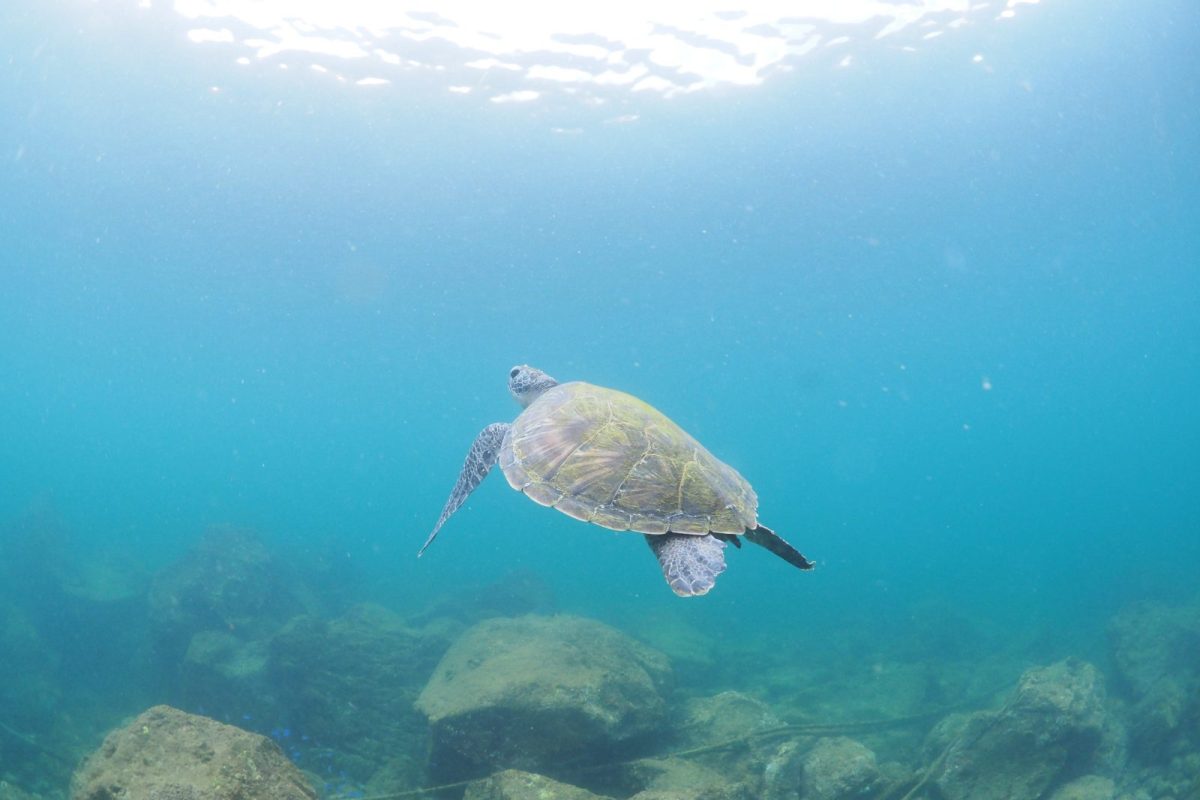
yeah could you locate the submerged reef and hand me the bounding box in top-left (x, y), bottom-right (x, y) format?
top-left (5, 512), bottom-right (1199, 800)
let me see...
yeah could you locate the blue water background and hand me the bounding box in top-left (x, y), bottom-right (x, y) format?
top-left (1, 0), bottom-right (1197, 698)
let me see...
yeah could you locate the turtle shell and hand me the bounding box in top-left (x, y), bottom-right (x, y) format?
top-left (497, 381), bottom-right (757, 535)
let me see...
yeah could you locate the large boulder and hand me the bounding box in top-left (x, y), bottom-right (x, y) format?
top-left (1108, 602), bottom-right (1200, 759)
top-left (268, 603), bottom-right (449, 781)
top-left (1108, 602), bottom-right (1200, 697)
top-left (416, 614), bottom-right (672, 778)
top-left (930, 659), bottom-right (1110, 800)
top-left (148, 526), bottom-right (314, 649)
top-left (180, 630), bottom-right (274, 724)
top-left (799, 737), bottom-right (882, 800)
top-left (70, 705), bottom-right (315, 800)
top-left (464, 769), bottom-right (614, 800)
top-left (622, 757), bottom-right (755, 800)
top-left (669, 691), bottom-right (783, 779)
top-left (675, 691), bottom-right (783, 748)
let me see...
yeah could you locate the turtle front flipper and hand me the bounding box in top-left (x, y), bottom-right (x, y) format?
top-left (419, 422), bottom-right (510, 556)
top-left (646, 533), bottom-right (727, 597)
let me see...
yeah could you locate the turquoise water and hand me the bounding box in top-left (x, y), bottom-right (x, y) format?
top-left (1, 0), bottom-right (1197, 796)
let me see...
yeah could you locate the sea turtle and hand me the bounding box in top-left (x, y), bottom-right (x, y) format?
top-left (419, 365), bottom-right (814, 596)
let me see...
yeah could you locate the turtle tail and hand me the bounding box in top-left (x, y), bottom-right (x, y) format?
top-left (744, 524), bottom-right (815, 571)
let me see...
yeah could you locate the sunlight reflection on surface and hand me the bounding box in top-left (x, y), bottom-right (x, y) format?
top-left (142, 0), bottom-right (1043, 106)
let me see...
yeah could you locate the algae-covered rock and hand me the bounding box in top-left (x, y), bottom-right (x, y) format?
top-left (148, 526), bottom-right (313, 646)
top-left (761, 739), bottom-right (806, 800)
top-left (800, 737), bottom-right (881, 800)
top-left (69, 705), bottom-right (315, 800)
top-left (1108, 602), bottom-right (1200, 697)
top-left (416, 614), bottom-right (672, 778)
top-left (677, 691), bottom-right (783, 746)
top-left (673, 691), bottom-right (783, 775)
top-left (1049, 775), bottom-right (1116, 800)
top-left (1108, 602), bottom-right (1200, 760)
top-left (464, 769), bottom-right (614, 800)
top-left (364, 756), bottom-right (425, 800)
top-left (931, 659), bottom-right (1109, 800)
top-left (269, 603), bottom-right (448, 779)
top-left (180, 630), bottom-right (273, 723)
top-left (622, 757), bottom-right (755, 800)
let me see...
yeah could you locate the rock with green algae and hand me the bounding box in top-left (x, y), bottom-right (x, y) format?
top-left (416, 614), bottom-right (672, 778)
top-left (671, 691), bottom-right (784, 776)
top-left (1108, 601), bottom-right (1200, 759)
top-left (799, 737), bottom-right (881, 800)
top-left (1049, 775), bottom-right (1116, 800)
top-left (1108, 602), bottom-right (1200, 697)
top-left (180, 630), bottom-right (273, 723)
top-left (930, 658), bottom-right (1111, 800)
top-left (676, 691), bottom-right (784, 745)
top-left (69, 705), bottom-right (315, 800)
top-left (268, 603), bottom-right (450, 780)
top-left (148, 526), bottom-right (315, 647)
top-left (621, 757), bottom-right (756, 800)
top-left (764, 737), bottom-right (907, 800)
top-left (463, 769), bottom-right (614, 800)
top-left (363, 754), bottom-right (425, 800)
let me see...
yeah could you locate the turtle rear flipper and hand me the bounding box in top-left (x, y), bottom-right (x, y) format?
top-left (745, 524), bottom-right (815, 571)
top-left (419, 422), bottom-right (510, 556)
top-left (646, 533), bottom-right (727, 597)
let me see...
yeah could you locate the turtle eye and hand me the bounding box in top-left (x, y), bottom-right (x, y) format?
top-left (510, 367), bottom-right (520, 379)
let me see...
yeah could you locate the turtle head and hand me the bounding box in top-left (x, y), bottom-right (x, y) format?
top-left (509, 365), bottom-right (558, 408)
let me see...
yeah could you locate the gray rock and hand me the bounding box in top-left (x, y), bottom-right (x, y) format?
top-left (800, 737), bottom-right (881, 800)
top-left (416, 614), bottom-right (672, 777)
top-left (69, 705), bottom-right (315, 800)
top-left (931, 659), bottom-right (1108, 800)
top-left (464, 769), bottom-right (613, 800)
top-left (1049, 775), bottom-right (1116, 800)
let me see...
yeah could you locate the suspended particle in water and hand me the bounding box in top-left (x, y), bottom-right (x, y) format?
top-left (981, 376), bottom-right (993, 391)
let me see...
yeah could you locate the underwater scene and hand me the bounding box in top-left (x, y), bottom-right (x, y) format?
top-left (1, 1), bottom-right (1197, 799)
